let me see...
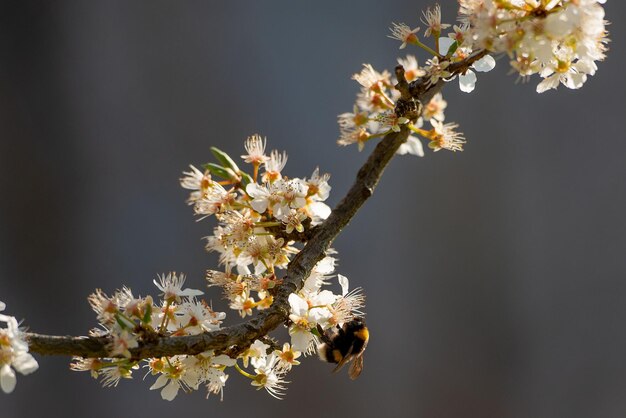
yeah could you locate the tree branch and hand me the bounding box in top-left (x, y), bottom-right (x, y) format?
top-left (26, 50), bottom-right (489, 359)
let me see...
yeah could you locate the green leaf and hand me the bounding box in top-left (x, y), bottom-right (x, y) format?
top-left (210, 147), bottom-right (240, 173)
top-left (240, 171), bottom-right (253, 187)
top-left (203, 163), bottom-right (232, 179)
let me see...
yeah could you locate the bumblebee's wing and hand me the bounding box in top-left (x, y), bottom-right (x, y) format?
top-left (331, 344), bottom-right (354, 373)
top-left (348, 354), bottom-right (364, 380)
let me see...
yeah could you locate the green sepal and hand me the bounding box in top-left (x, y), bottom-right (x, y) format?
top-left (142, 304), bottom-right (152, 324)
top-left (210, 147), bottom-right (240, 174)
top-left (445, 41), bottom-right (459, 58)
top-left (115, 315), bottom-right (131, 330)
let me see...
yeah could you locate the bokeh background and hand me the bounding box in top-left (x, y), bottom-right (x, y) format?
top-left (1, 1), bottom-right (625, 417)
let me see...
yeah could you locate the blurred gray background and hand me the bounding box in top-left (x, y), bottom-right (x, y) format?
top-left (1, 1), bottom-right (625, 417)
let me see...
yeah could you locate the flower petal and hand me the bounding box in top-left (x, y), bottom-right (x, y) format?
top-left (472, 55), bottom-right (496, 72)
top-left (459, 70), bottom-right (477, 93)
top-left (338, 274), bottom-right (350, 297)
top-left (396, 136), bottom-right (424, 157)
top-left (213, 354), bottom-right (237, 367)
top-left (161, 380), bottom-right (180, 401)
top-left (1, 364), bottom-right (16, 394)
top-left (564, 72), bottom-right (586, 90)
top-left (12, 353), bottom-right (39, 375)
top-left (536, 74), bottom-right (561, 93)
top-left (150, 374), bottom-right (168, 390)
top-left (439, 37), bottom-right (455, 55)
top-left (289, 328), bottom-right (314, 352)
top-left (309, 202), bottom-right (331, 221)
top-left (288, 293), bottom-right (308, 316)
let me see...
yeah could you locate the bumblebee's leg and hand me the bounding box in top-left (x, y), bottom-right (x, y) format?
top-left (317, 324), bottom-right (337, 345)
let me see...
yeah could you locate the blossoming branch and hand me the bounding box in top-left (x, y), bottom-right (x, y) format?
top-left (2, 0), bottom-right (609, 402)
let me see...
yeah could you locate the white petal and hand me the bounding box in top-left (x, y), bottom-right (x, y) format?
top-left (245, 183), bottom-right (266, 198)
top-left (236, 263), bottom-right (251, 275)
top-left (303, 273), bottom-right (324, 293)
top-left (212, 354), bottom-right (236, 367)
top-left (289, 328), bottom-right (314, 352)
top-left (545, 11), bottom-right (574, 37)
top-left (288, 293), bottom-right (308, 316)
top-left (575, 59), bottom-right (597, 76)
top-left (1, 364), bottom-right (16, 394)
top-left (314, 256), bottom-right (336, 275)
top-left (152, 279), bottom-right (165, 292)
top-left (439, 37), bottom-right (455, 55)
top-left (310, 307), bottom-right (333, 327)
top-left (472, 55), bottom-right (496, 72)
top-left (161, 380), bottom-right (180, 401)
top-left (536, 42), bottom-right (556, 65)
top-left (396, 136), bottom-right (424, 157)
top-left (4, 315), bottom-right (20, 333)
top-left (180, 288), bottom-right (204, 297)
top-left (292, 197), bottom-right (307, 209)
top-left (536, 74), bottom-right (561, 93)
top-left (272, 203), bottom-right (289, 220)
top-left (338, 274), bottom-right (350, 297)
top-left (564, 72), bottom-right (586, 90)
top-left (150, 374), bottom-right (168, 390)
top-left (250, 340), bottom-right (270, 355)
top-left (250, 199), bottom-right (268, 214)
top-left (314, 290), bottom-right (337, 306)
top-left (250, 355), bottom-right (266, 370)
top-left (308, 201), bottom-right (331, 220)
top-left (252, 262), bottom-right (267, 275)
top-left (12, 353), bottom-right (39, 375)
top-left (459, 70), bottom-right (477, 93)
top-left (0, 301), bottom-right (5, 311)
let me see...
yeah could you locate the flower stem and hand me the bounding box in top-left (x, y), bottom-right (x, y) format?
top-left (159, 301), bottom-right (171, 333)
top-left (234, 363), bottom-right (256, 379)
top-left (255, 222), bottom-right (282, 227)
top-left (414, 39), bottom-right (443, 58)
top-left (408, 124), bottom-right (430, 138)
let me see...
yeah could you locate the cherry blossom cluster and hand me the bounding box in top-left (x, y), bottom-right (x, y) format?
top-left (73, 269), bottom-right (298, 400)
top-left (184, 138), bottom-right (365, 324)
top-left (72, 274), bottom-right (228, 398)
top-left (0, 301), bottom-right (39, 394)
top-left (182, 135), bottom-right (332, 315)
top-left (337, 60), bottom-right (467, 153)
top-left (68, 136), bottom-right (367, 401)
top-left (457, 0), bottom-right (608, 92)
top-left (183, 136), bottom-right (365, 396)
top-left (72, 271), bottom-right (296, 400)
top-left (288, 261), bottom-right (365, 354)
top-left (339, 1), bottom-right (608, 154)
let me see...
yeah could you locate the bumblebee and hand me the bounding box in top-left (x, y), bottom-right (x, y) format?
top-left (317, 317), bottom-right (369, 380)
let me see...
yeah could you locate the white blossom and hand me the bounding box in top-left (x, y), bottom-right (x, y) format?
top-left (153, 273), bottom-right (203, 304)
top-left (0, 308), bottom-right (39, 394)
top-left (388, 23), bottom-right (420, 49)
top-left (241, 134), bottom-right (269, 165)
